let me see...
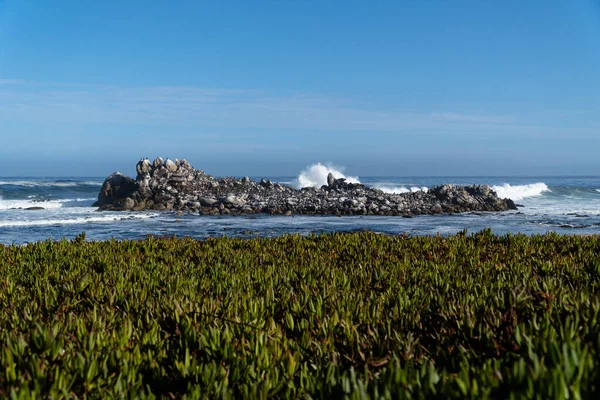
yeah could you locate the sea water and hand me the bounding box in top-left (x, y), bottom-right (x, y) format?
top-left (1, 165), bottom-right (599, 244)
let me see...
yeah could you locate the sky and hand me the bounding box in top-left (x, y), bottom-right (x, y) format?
top-left (0, 0), bottom-right (599, 177)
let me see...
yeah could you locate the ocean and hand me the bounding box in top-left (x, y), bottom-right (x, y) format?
top-left (1, 165), bottom-right (599, 244)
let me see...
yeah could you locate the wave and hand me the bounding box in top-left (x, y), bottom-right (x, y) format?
top-left (296, 163), bottom-right (360, 188)
top-left (0, 197), bottom-right (96, 210)
top-left (375, 185), bottom-right (429, 194)
top-left (491, 183), bottom-right (550, 201)
top-left (0, 180), bottom-right (103, 187)
top-left (0, 213), bottom-right (155, 228)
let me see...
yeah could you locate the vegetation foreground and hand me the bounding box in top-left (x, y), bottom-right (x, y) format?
top-left (1, 231), bottom-right (600, 399)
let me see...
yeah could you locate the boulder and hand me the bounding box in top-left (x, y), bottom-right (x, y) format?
top-left (164, 159), bottom-right (178, 172)
top-left (199, 197), bottom-right (218, 207)
top-left (121, 197), bottom-right (136, 210)
top-left (152, 157), bottom-right (164, 169)
top-left (327, 173), bottom-right (336, 186)
top-left (97, 172), bottom-right (137, 207)
top-left (136, 158), bottom-right (152, 175)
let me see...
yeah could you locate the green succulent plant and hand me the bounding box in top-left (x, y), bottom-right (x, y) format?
top-left (0, 230), bottom-right (599, 398)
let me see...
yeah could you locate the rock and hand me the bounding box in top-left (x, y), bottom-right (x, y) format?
top-left (96, 157), bottom-right (517, 216)
top-left (179, 159), bottom-right (192, 170)
top-left (164, 159), bottom-right (178, 172)
top-left (132, 201), bottom-right (146, 211)
top-left (121, 197), bottom-right (135, 210)
top-left (327, 173), bottom-right (336, 186)
top-left (97, 172), bottom-right (137, 207)
top-left (200, 197), bottom-right (218, 207)
top-left (24, 206), bottom-right (44, 211)
top-left (153, 157), bottom-right (164, 169)
top-left (260, 178), bottom-right (273, 188)
top-left (136, 158), bottom-right (152, 175)
top-left (224, 195), bottom-right (247, 206)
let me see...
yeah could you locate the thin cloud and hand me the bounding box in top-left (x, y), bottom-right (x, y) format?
top-left (0, 79), bottom-right (583, 135)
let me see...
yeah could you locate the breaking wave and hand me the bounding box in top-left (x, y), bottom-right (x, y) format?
top-left (0, 214), bottom-right (155, 228)
top-left (0, 180), bottom-right (102, 187)
top-left (0, 198), bottom-right (96, 210)
top-left (296, 163), bottom-right (360, 188)
top-left (295, 163), bottom-right (430, 194)
top-left (491, 183), bottom-right (550, 201)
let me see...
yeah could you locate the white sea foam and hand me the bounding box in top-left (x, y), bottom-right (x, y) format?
top-left (0, 180), bottom-right (102, 187)
top-left (0, 197), bottom-right (96, 210)
top-left (491, 183), bottom-right (550, 201)
top-left (0, 214), bottom-right (155, 228)
top-left (375, 185), bottom-right (429, 194)
top-left (296, 163), bottom-right (360, 188)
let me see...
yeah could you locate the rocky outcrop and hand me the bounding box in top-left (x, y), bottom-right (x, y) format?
top-left (96, 158), bottom-right (518, 215)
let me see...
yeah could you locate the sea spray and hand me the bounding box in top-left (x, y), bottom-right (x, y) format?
top-left (0, 198), bottom-right (96, 210)
top-left (491, 183), bottom-right (549, 201)
top-left (376, 185), bottom-right (429, 194)
top-left (295, 163), bottom-right (428, 194)
top-left (296, 163), bottom-right (360, 188)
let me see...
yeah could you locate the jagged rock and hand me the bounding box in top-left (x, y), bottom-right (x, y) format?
top-left (136, 158), bottom-right (152, 175)
top-left (96, 158), bottom-right (518, 216)
top-left (152, 157), bottom-right (164, 169)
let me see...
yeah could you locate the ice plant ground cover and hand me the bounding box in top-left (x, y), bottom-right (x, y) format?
top-left (1, 231), bottom-right (600, 398)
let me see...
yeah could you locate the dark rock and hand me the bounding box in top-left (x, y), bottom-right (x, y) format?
top-left (97, 172), bottom-right (137, 207)
top-left (24, 206), bottom-right (45, 210)
top-left (327, 173), bottom-right (335, 186)
top-left (96, 158), bottom-right (517, 217)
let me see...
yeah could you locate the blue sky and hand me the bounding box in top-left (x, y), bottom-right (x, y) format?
top-left (1, 0), bottom-right (599, 177)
